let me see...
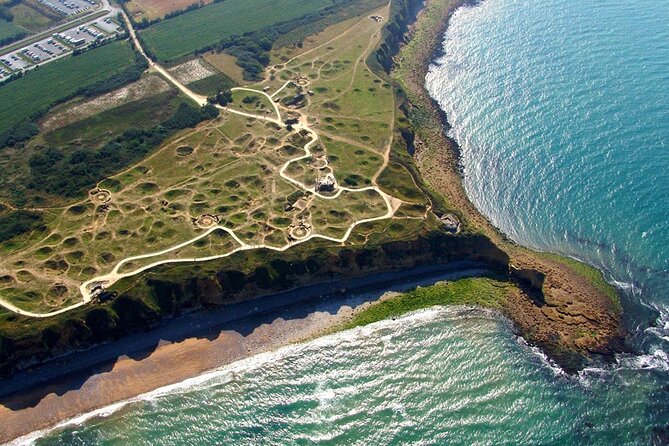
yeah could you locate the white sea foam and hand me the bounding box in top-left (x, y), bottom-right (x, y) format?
top-left (8, 306), bottom-right (501, 445)
top-left (513, 336), bottom-right (568, 378)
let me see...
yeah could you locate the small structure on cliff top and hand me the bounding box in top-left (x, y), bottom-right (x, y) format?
top-left (315, 173), bottom-right (337, 193)
top-left (194, 214), bottom-right (219, 228)
top-left (440, 213), bottom-right (461, 233)
top-left (89, 188), bottom-right (112, 204)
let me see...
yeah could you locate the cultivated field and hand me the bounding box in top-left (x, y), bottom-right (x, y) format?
top-left (0, 4), bottom-right (433, 316)
top-left (203, 52), bottom-right (245, 84)
top-left (140, 0), bottom-right (332, 62)
top-left (0, 40), bottom-right (137, 131)
top-left (125, 0), bottom-right (213, 21)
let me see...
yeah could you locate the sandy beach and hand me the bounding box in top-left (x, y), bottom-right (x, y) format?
top-left (0, 263), bottom-right (486, 443)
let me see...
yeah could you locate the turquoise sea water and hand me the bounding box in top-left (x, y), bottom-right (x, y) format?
top-left (27, 0), bottom-right (669, 444)
top-left (23, 308), bottom-right (669, 445)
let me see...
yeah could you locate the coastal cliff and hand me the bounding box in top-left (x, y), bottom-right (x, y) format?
top-left (0, 0), bottom-right (626, 380)
top-left (0, 231), bottom-right (509, 377)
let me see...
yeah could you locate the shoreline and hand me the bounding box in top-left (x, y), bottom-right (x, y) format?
top-left (0, 262), bottom-right (490, 443)
top-left (0, 0), bottom-right (630, 441)
top-left (396, 0), bottom-right (625, 369)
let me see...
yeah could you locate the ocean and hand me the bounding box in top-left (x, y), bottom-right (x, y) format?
top-left (27, 0), bottom-right (669, 443)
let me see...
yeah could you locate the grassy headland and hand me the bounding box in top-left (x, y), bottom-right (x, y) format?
top-left (340, 277), bottom-right (513, 330)
top-left (0, 0), bottom-right (626, 380)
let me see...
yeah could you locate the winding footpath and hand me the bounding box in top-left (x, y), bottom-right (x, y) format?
top-left (0, 12), bottom-right (402, 318)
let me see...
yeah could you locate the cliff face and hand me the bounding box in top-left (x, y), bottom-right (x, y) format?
top-left (0, 231), bottom-right (509, 378)
top-left (374, 0), bottom-right (425, 72)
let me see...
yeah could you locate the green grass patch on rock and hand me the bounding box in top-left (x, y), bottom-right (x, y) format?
top-left (340, 277), bottom-right (512, 330)
top-left (539, 252), bottom-right (622, 313)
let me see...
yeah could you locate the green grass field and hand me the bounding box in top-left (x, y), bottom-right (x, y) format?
top-left (0, 18), bottom-right (25, 41)
top-left (187, 72), bottom-right (235, 96)
top-left (0, 40), bottom-right (137, 131)
top-left (140, 0), bottom-right (332, 62)
top-left (9, 3), bottom-right (54, 32)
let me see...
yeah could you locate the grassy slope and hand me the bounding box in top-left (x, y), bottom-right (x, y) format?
top-left (0, 40), bottom-right (137, 131)
top-left (186, 72), bottom-right (235, 96)
top-left (140, 0), bottom-right (330, 62)
top-left (339, 278), bottom-right (512, 330)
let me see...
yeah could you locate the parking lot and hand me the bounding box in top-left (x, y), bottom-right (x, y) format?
top-left (0, 16), bottom-right (122, 83)
top-left (36, 0), bottom-right (99, 17)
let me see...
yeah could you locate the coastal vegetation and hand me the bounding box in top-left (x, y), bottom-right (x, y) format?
top-left (0, 210), bottom-right (44, 243)
top-left (340, 278), bottom-right (512, 330)
top-left (0, 88), bottom-right (197, 207)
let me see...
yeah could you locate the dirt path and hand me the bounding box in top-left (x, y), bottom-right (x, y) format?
top-left (0, 9), bottom-right (404, 318)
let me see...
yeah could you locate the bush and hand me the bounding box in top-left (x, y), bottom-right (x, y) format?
top-left (0, 210), bottom-right (44, 243)
top-left (27, 103), bottom-right (219, 198)
top-left (0, 120), bottom-right (39, 148)
top-left (207, 89), bottom-right (233, 106)
top-left (0, 6), bottom-right (14, 21)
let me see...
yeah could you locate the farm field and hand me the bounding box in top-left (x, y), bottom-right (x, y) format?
top-left (140, 0), bottom-right (333, 62)
top-left (0, 3), bottom-right (434, 316)
top-left (0, 40), bottom-right (138, 131)
top-left (203, 52), bottom-right (246, 85)
top-left (125, 0), bottom-right (214, 21)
